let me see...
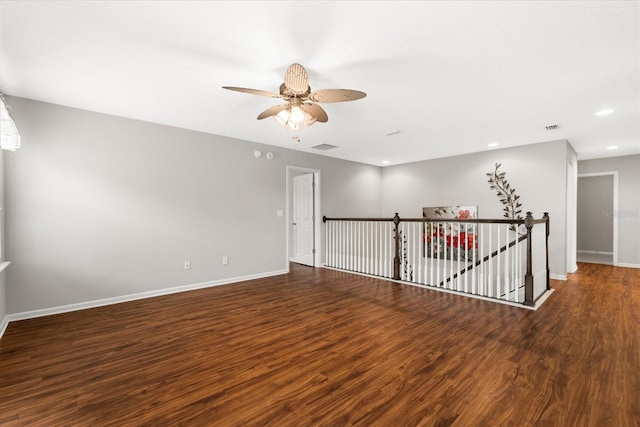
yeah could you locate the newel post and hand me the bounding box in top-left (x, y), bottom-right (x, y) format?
top-left (524, 211), bottom-right (535, 306)
top-left (543, 212), bottom-right (550, 291)
top-left (393, 213), bottom-right (401, 280)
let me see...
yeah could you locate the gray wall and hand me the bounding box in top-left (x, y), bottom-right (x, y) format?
top-left (577, 175), bottom-right (613, 252)
top-left (380, 140), bottom-right (572, 277)
top-left (578, 155), bottom-right (640, 266)
top-left (4, 97), bottom-right (382, 314)
top-left (3, 95), bottom-right (597, 315)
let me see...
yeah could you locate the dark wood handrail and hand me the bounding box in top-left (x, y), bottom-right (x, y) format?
top-left (323, 215), bottom-right (546, 225)
top-left (322, 216), bottom-right (395, 222)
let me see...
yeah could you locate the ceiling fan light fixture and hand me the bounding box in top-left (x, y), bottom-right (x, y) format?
top-left (290, 106), bottom-right (305, 124)
top-left (273, 108), bottom-right (301, 130)
top-left (273, 105), bottom-right (316, 130)
top-left (274, 109), bottom-right (289, 127)
top-left (303, 115), bottom-right (317, 127)
top-left (224, 63), bottom-right (365, 139)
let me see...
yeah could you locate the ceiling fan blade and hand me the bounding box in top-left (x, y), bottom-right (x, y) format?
top-left (222, 86), bottom-right (280, 98)
top-left (309, 89), bottom-right (367, 103)
top-left (257, 104), bottom-right (289, 120)
top-left (284, 63), bottom-right (309, 95)
top-left (300, 103), bottom-right (328, 123)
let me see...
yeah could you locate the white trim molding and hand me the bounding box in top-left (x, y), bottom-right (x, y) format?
top-left (0, 261), bottom-right (11, 273)
top-left (577, 250), bottom-right (614, 255)
top-left (0, 315), bottom-right (8, 340)
top-left (618, 263), bottom-right (640, 269)
top-left (4, 269), bottom-right (287, 324)
top-left (286, 165), bottom-right (322, 268)
top-left (550, 274), bottom-right (568, 281)
top-left (577, 172), bottom-right (619, 266)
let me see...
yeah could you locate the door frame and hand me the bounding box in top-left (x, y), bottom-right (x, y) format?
top-left (577, 171), bottom-right (619, 266)
top-left (286, 165), bottom-right (321, 269)
top-left (567, 160), bottom-right (578, 274)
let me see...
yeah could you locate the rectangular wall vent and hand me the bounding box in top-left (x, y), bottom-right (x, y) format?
top-left (311, 143), bottom-right (338, 151)
top-left (545, 124), bottom-right (561, 131)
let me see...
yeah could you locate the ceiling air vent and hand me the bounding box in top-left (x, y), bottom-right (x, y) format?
top-left (545, 124), bottom-right (561, 131)
top-left (311, 143), bottom-right (338, 151)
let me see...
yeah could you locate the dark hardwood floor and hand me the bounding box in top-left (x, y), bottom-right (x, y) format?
top-left (1, 262), bottom-right (638, 426)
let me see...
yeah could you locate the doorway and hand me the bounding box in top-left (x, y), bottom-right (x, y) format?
top-left (577, 172), bottom-right (618, 266)
top-left (286, 166), bottom-right (321, 268)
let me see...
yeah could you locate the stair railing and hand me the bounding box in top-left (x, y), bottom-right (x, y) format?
top-left (323, 212), bottom-right (550, 306)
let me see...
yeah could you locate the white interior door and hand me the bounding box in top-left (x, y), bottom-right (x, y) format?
top-left (292, 173), bottom-right (315, 266)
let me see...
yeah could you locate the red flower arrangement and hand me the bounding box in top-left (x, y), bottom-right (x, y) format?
top-left (458, 209), bottom-right (472, 219)
top-left (424, 225), bottom-right (478, 262)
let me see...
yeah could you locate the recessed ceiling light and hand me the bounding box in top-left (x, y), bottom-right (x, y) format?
top-left (384, 129), bottom-right (400, 136)
top-left (596, 109), bottom-right (615, 116)
top-left (606, 145), bottom-right (618, 150)
top-left (382, 160), bottom-right (390, 165)
top-left (488, 142), bottom-right (499, 147)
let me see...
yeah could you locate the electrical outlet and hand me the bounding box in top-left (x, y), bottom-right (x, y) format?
top-left (184, 261), bottom-right (191, 270)
top-left (222, 256), bottom-right (229, 265)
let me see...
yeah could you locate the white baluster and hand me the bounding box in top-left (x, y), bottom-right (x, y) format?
top-left (376, 221), bottom-right (380, 276)
top-left (391, 221), bottom-right (395, 278)
top-left (496, 225), bottom-right (501, 299)
top-left (342, 221), bottom-right (346, 270)
top-left (364, 222), bottom-right (369, 274)
top-left (436, 222), bottom-right (441, 287)
top-left (416, 221), bottom-right (420, 283)
top-left (325, 221), bottom-right (329, 267)
top-left (422, 221), bottom-right (428, 285)
top-left (513, 229), bottom-right (517, 302)
top-left (330, 221), bottom-right (334, 267)
top-left (369, 221), bottom-right (372, 275)
top-left (336, 221), bottom-right (340, 269)
top-left (356, 221), bottom-right (359, 272)
top-left (456, 223), bottom-right (461, 292)
top-left (367, 221), bottom-right (372, 274)
top-left (413, 221), bottom-right (419, 283)
top-left (338, 221), bottom-right (342, 269)
top-left (360, 221), bottom-right (364, 273)
top-left (448, 222), bottom-right (453, 290)
top-left (475, 223), bottom-right (479, 295)
top-left (331, 221), bottom-right (336, 267)
top-left (515, 230), bottom-right (521, 302)
top-left (383, 222), bottom-right (388, 277)
top-left (429, 222), bottom-right (434, 286)
top-left (340, 221), bottom-right (345, 270)
top-left (326, 221), bottom-right (331, 267)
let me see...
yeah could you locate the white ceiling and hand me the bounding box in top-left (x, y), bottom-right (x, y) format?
top-left (1, 1), bottom-right (638, 166)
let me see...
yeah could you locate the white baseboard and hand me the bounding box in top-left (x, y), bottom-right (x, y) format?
top-left (0, 261), bottom-right (11, 273)
top-left (5, 269), bottom-right (288, 324)
top-left (0, 315), bottom-right (8, 340)
top-left (550, 274), bottom-right (567, 281)
top-left (577, 250), bottom-right (614, 255)
top-left (533, 288), bottom-right (555, 309)
top-left (617, 263), bottom-right (640, 269)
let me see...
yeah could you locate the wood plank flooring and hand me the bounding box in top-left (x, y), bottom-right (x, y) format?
top-left (1, 262), bottom-right (638, 426)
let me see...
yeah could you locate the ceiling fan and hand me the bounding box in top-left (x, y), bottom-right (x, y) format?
top-left (223, 63), bottom-right (366, 131)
